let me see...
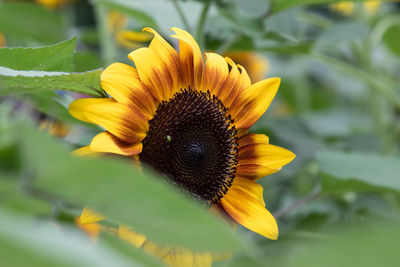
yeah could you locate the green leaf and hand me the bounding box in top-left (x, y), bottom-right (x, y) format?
top-left (19, 126), bottom-right (243, 252)
top-left (383, 24), bottom-right (400, 56)
top-left (95, 0), bottom-right (158, 29)
top-left (317, 150), bottom-right (400, 194)
top-left (271, 0), bottom-right (367, 13)
top-left (74, 51), bottom-right (104, 72)
top-left (0, 211), bottom-right (162, 267)
top-left (0, 2), bottom-right (67, 44)
top-left (291, 219), bottom-right (400, 267)
top-left (315, 22), bottom-right (370, 52)
top-left (0, 68), bottom-right (105, 98)
top-left (0, 38), bottom-right (77, 72)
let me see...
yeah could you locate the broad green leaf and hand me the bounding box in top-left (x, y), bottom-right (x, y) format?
top-left (271, 0), bottom-right (367, 13)
top-left (292, 219), bottom-right (400, 267)
top-left (0, 38), bottom-right (77, 72)
top-left (302, 109), bottom-right (371, 137)
top-left (0, 2), bottom-right (67, 44)
top-left (317, 150), bottom-right (400, 194)
top-left (383, 24), bottom-right (400, 56)
top-left (95, 0), bottom-right (158, 28)
top-left (74, 51), bottom-right (104, 72)
top-left (315, 22), bottom-right (370, 52)
top-left (0, 211), bottom-right (162, 267)
top-left (0, 179), bottom-right (51, 215)
top-left (0, 68), bottom-right (106, 98)
top-left (18, 126), bottom-right (243, 252)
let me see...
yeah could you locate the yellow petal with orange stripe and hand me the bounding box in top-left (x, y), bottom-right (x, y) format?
top-left (230, 77), bottom-right (281, 130)
top-left (171, 27), bottom-right (204, 90)
top-left (90, 131), bottom-right (143, 156)
top-left (144, 27), bottom-right (181, 93)
top-left (101, 62), bottom-right (156, 118)
top-left (129, 48), bottom-right (174, 101)
top-left (221, 177), bottom-right (278, 240)
top-left (68, 98), bottom-right (148, 144)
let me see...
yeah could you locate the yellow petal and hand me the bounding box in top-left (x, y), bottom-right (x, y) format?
top-left (220, 177), bottom-right (278, 240)
top-left (238, 133), bottom-right (270, 149)
top-left (68, 98), bottom-right (148, 143)
top-left (163, 247), bottom-right (212, 267)
top-left (129, 47), bottom-right (175, 101)
top-left (236, 164), bottom-right (279, 180)
top-left (101, 62), bottom-right (156, 118)
top-left (117, 30), bottom-right (152, 42)
top-left (142, 241), bottom-right (173, 260)
top-left (201, 52), bottom-right (229, 94)
top-left (216, 57), bottom-right (242, 107)
top-left (90, 131), bottom-right (143, 156)
top-left (171, 27), bottom-right (204, 90)
top-left (118, 225), bottom-right (146, 248)
top-left (72, 146), bottom-right (102, 157)
top-left (230, 77), bottom-right (281, 130)
top-left (80, 207), bottom-right (106, 224)
top-left (237, 64), bottom-right (252, 88)
top-left (223, 51), bottom-right (268, 83)
top-left (239, 144), bottom-right (296, 169)
top-left (192, 253), bottom-right (213, 267)
top-left (144, 27), bottom-right (181, 93)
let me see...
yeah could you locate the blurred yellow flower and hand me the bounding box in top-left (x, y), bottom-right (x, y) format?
top-left (107, 10), bottom-right (153, 49)
top-left (330, 1), bottom-right (354, 15)
top-left (107, 10), bottom-right (128, 33)
top-left (115, 30), bottom-right (153, 49)
top-left (35, 0), bottom-right (76, 9)
top-left (39, 117), bottom-right (70, 138)
top-left (330, 1), bottom-right (395, 15)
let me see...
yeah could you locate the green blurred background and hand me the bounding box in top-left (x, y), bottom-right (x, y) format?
top-left (1, 0), bottom-right (400, 266)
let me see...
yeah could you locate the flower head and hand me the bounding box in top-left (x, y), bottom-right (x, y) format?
top-left (69, 27), bottom-right (295, 240)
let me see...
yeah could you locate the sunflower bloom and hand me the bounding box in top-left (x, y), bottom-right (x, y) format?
top-left (69, 27), bottom-right (295, 265)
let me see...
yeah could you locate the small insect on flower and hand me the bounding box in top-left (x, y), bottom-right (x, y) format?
top-left (69, 27), bottom-right (295, 266)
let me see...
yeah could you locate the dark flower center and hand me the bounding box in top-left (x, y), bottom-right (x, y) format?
top-left (140, 89), bottom-right (239, 204)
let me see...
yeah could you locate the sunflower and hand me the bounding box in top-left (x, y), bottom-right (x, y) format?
top-left (69, 27), bottom-right (295, 265)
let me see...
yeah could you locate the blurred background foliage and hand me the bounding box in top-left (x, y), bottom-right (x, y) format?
top-left (1, 0), bottom-right (400, 266)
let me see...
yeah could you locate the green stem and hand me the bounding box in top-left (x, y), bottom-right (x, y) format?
top-left (171, 0), bottom-right (192, 33)
top-left (196, 0), bottom-right (211, 50)
top-left (93, 3), bottom-right (115, 65)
